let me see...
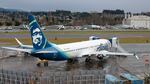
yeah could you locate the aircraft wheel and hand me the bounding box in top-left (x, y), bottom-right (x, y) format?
top-left (67, 59), bottom-right (73, 63)
top-left (67, 58), bottom-right (78, 64)
top-left (73, 58), bottom-right (78, 63)
top-left (24, 52), bottom-right (29, 56)
top-left (85, 57), bottom-right (91, 62)
top-left (36, 63), bottom-right (41, 67)
top-left (44, 62), bottom-right (48, 67)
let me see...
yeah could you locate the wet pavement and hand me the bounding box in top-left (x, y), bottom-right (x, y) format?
top-left (0, 44), bottom-right (150, 79)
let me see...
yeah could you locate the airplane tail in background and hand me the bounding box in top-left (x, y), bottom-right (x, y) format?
top-left (28, 15), bottom-right (52, 50)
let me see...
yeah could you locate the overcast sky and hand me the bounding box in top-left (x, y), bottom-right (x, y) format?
top-left (0, 0), bottom-right (150, 12)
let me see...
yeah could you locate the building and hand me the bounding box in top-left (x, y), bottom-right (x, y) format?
top-left (123, 14), bottom-right (150, 29)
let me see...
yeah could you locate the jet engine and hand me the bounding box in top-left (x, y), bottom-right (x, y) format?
top-left (97, 54), bottom-right (104, 60)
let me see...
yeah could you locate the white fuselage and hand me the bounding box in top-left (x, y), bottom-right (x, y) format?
top-left (57, 39), bottom-right (111, 58)
top-left (19, 39), bottom-right (111, 59)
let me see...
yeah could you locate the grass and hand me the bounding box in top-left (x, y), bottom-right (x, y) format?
top-left (0, 37), bottom-right (150, 46)
top-left (2, 30), bottom-right (150, 35)
top-left (1, 30), bottom-right (150, 46)
top-left (119, 37), bottom-right (150, 43)
top-left (0, 38), bottom-right (87, 46)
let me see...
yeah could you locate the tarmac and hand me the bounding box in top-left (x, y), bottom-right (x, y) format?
top-left (0, 44), bottom-right (150, 79)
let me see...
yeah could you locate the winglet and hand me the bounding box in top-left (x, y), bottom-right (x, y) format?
top-left (134, 53), bottom-right (139, 60)
top-left (15, 38), bottom-right (23, 46)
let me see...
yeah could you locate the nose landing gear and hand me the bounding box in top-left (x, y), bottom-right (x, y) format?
top-left (36, 59), bottom-right (49, 67)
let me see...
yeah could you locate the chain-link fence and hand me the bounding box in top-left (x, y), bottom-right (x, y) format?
top-left (0, 69), bottom-right (106, 84)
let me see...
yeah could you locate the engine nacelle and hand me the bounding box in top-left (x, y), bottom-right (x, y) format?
top-left (97, 54), bottom-right (104, 60)
top-left (89, 36), bottom-right (100, 40)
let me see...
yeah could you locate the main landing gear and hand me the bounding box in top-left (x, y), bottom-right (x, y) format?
top-left (85, 56), bottom-right (92, 63)
top-left (85, 56), bottom-right (102, 63)
top-left (36, 59), bottom-right (49, 67)
top-left (67, 58), bottom-right (78, 64)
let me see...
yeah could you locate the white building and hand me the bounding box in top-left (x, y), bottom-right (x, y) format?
top-left (122, 14), bottom-right (150, 29)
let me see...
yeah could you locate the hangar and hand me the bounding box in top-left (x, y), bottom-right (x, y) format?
top-left (123, 14), bottom-right (150, 29)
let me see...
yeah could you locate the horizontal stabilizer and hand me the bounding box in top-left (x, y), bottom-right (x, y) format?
top-left (2, 47), bottom-right (32, 53)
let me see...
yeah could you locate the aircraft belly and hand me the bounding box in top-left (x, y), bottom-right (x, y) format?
top-left (66, 51), bottom-right (78, 58)
top-left (32, 53), bottom-right (68, 61)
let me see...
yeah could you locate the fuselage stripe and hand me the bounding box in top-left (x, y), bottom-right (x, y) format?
top-left (29, 20), bottom-right (36, 26)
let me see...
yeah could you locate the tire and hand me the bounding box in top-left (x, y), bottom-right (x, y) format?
top-left (36, 63), bottom-right (41, 67)
top-left (44, 62), bottom-right (48, 67)
top-left (85, 58), bottom-right (90, 62)
top-left (67, 59), bottom-right (73, 63)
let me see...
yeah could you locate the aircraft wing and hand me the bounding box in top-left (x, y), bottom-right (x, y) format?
top-left (95, 51), bottom-right (139, 60)
top-left (80, 50), bottom-right (139, 60)
top-left (94, 50), bottom-right (134, 56)
top-left (15, 38), bottom-right (33, 49)
top-left (2, 47), bottom-right (32, 53)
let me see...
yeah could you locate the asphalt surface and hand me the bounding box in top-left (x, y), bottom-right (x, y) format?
top-left (0, 44), bottom-right (150, 79)
top-left (1, 29), bottom-right (150, 39)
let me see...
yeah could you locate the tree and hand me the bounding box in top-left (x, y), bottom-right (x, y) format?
top-left (0, 22), bottom-right (3, 26)
top-left (5, 22), bottom-right (12, 26)
top-left (14, 21), bottom-right (21, 26)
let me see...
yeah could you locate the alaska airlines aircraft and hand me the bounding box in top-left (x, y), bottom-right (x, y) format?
top-left (2, 15), bottom-right (139, 67)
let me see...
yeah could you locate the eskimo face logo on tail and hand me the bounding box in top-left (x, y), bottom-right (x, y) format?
top-left (32, 28), bottom-right (42, 46)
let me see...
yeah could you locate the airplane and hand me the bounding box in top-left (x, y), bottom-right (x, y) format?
top-left (2, 15), bottom-right (139, 67)
top-left (57, 25), bottom-right (65, 30)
